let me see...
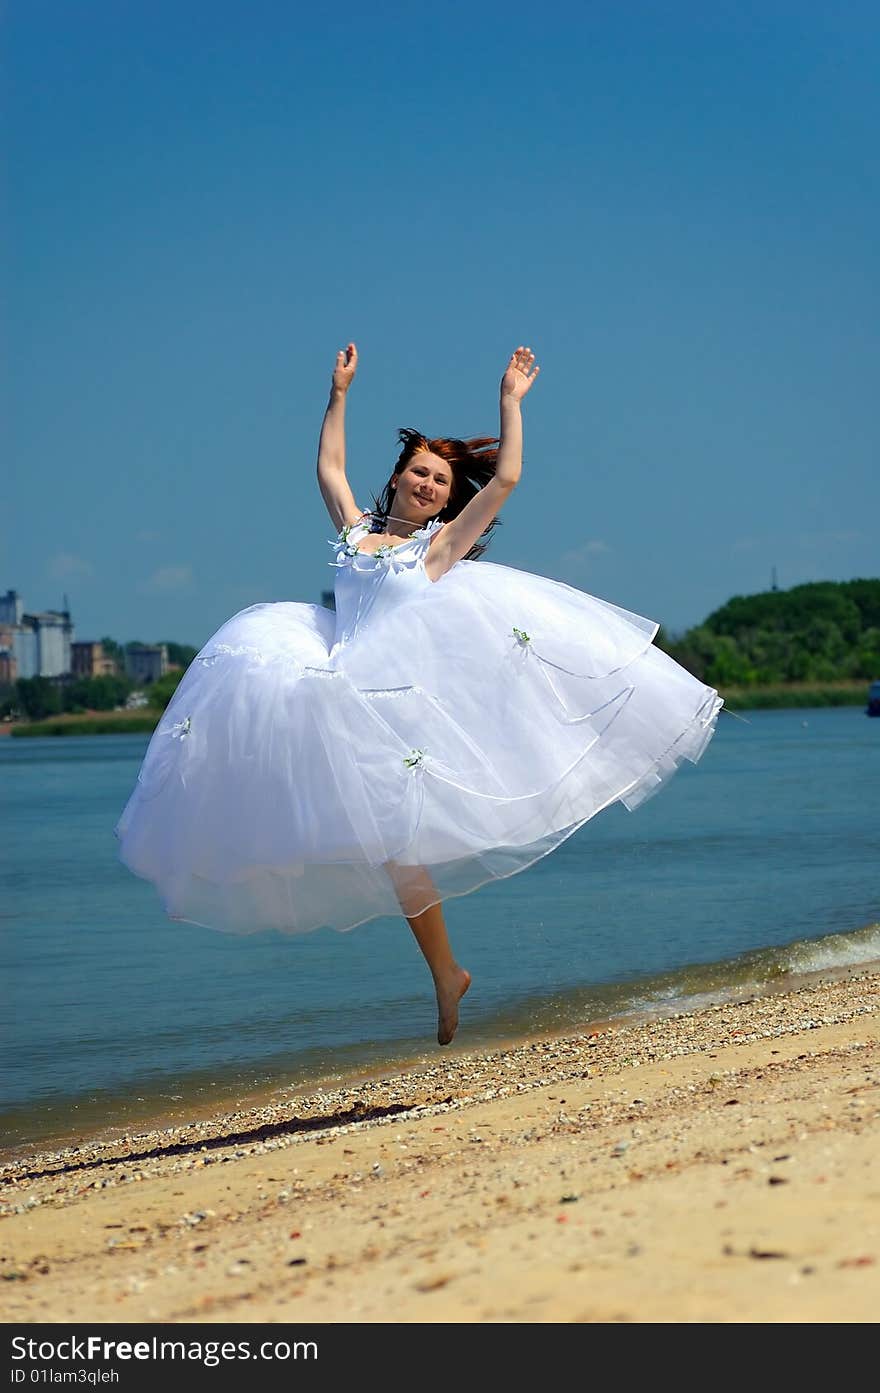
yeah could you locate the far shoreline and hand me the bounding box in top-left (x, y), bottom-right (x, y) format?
top-left (3, 711), bottom-right (160, 737)
top-left (2, 683), bottom-right (872, 737)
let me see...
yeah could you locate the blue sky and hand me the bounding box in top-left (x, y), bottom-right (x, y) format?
top-left (6, 1), bottom-right (878, 645)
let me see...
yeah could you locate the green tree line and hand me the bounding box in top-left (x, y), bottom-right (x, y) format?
top-left (4, 582), bottom-right (879, 722)
top-left (657, 578), bottom-right (880, 687)
top-left (0, 637), bottom-right (195, 721)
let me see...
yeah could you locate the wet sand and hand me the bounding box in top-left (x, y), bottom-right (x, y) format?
top-left (2, 968), bottom-right (878, 1323)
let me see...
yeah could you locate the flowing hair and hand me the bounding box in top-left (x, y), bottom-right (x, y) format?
top-left (371, 428), bottom-right (501, 559)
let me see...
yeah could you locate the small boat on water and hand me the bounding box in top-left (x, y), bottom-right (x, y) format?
top-left (868, 680), bottom-right (880, 717)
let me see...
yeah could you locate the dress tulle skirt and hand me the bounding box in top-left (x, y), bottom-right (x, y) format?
top-left (115, 557), bottom-right (721, 934)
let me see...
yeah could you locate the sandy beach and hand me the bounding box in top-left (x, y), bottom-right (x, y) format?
top-left (2, 967), bottom-right (878, 1324)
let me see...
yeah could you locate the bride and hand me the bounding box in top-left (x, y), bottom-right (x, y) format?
top-left (116, 342), bottom-right (720, 1046)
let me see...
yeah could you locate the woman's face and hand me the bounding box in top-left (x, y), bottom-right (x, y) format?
top-left (391, 451), bottom-right (452, 522)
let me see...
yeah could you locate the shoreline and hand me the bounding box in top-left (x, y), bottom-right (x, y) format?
top-left (3, 686), bottom-right (872, 737)
top-left (5, 953), bottom-right (878, 1164)
top-left (3, 967), bottom-right (878, 1322)
top-left (3, 712), bottom-right (159, 737)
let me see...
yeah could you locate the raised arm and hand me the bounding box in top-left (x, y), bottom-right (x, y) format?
top-left (316, 343), bottom-right (364, 532)
top-left (425, 346), bottom-right (540, 581)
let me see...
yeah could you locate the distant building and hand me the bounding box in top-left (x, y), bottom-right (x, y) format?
top-left (124, 644), bottom-right (169, 685)
top-left (71, 641), bottom-right (117, 678)
top-left (0, 626), bottom-right (17, 683)
top-left (11, 627), bottom-right (38, 679)
top-left (14, 609), bottom-right (74, 678)
top-left (0, 591), bottom-right (23, 626)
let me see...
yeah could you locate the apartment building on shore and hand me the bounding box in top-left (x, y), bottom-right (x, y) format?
top-left (2, 589), bottom-right (171, 687)
top-left (0, 591), bottom-right (74, 679)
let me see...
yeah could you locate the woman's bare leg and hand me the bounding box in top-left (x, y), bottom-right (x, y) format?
top-left (387, 863), bottom-right (471, 1045)
top-left (406, 900), bottom-right (471, 1045)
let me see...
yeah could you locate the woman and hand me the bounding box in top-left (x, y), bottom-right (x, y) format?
top-left (116, 344), bottom-right (721, 1046)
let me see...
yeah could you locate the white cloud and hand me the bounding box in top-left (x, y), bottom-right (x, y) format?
top-left (140, 564), bottom-right (194, 594)
top-left (559, 539), bottom-right (611, 572)
top-left (48, 552), bottom-right (95, 579)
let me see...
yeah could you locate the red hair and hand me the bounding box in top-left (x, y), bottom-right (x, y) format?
top-left (372, 428), bottom-right (501, 559)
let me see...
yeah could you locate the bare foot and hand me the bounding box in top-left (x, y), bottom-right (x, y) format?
top-left (436, 966), bottom-right (471, 1046)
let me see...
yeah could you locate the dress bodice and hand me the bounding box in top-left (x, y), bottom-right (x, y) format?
top-left (329, 515), bottom-right (443, 652)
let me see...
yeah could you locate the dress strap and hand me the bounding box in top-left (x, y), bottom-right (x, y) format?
top-left (334, 513), bottom-right (372, 542)
top-left (412, 517), bottom-right (444, 546)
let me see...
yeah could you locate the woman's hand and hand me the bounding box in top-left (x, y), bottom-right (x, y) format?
top-left (318, 343), bottom-right (360, 531)
top-left (501, 345), bottom-right (540, 401)
top-left (332, 342), bottom-right (358, 394)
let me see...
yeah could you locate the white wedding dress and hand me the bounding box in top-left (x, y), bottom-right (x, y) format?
top-left (115, 515), bottom-right (722, 934)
